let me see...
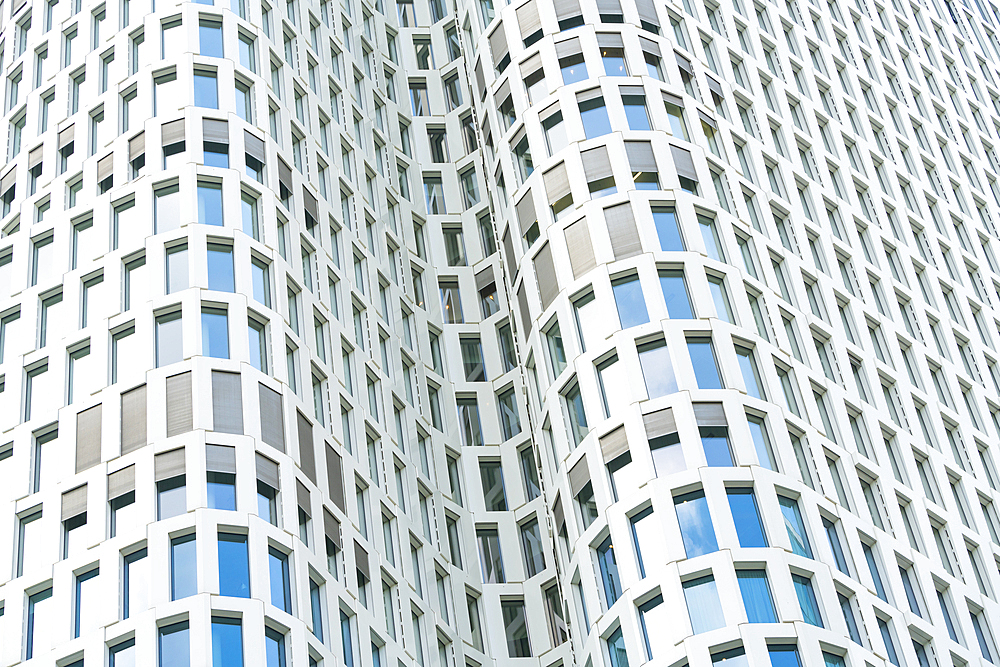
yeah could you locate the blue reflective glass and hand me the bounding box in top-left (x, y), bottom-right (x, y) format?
top-left (822, 652), bottom-right (847, 667)
top-left (878, 618), bottom-right (901, 666)
top-left (767, 645), bottom-right (801, 667)
top-left (688, 340), bottom-right (722, 388)
top-left (579, 99), bottom-right (612, 138)
top-left (208, 473), bottom-right (237, 510)
top-left (737, 569), bottom-right (776, 622)
top-left (560, 58), bottom-right (587, 84)
top-left (170, 535), bottom-right (197, 599)
top-left (265, 628), bottom-right (287, 667)
top-left (205, 145), bottom-right (229, 168)
top-left (310, 579), bottom-right (325, 642)
top-left (659, 272), bottom-right (693, 318)
top-left (674, 491), bottom-right (718, 557)
top-left (607, 627), bottom-right (629, 667)
top-left (194, 72), bottom-right (219, 108)
top-left (212, 618), bottom-right (244, 667)
top-left (207, 247), bottom-right (235, 291)
top-left (159, 622), bottom-right (191, 667)
top-left (341, 610), bottom-right (355, 667)
top-left (202, 310), bottom-right (230, 358)
top-left (596, 537), bottom-right (621, 605)
top-left (199, 24), bottom-right (223, 57)
top-left (623, 100), bottom-right (650, 130)
top-left (792, 575), bottom-right (823, 627)
top-left (778, 496), bottom-right (812, 558)
top-left (612, 277), bottom-right (649, 328)
top-left (701, 430), bottom-right (733, 466)
top-left (198, 184), bottom-right (224, 225)
top-left (682, 575), bottom-right (724, 633)
top-left (269, 548), bottom-right (292, 613)
top-left (652, 208), bottom-right (683, 251)
top-left (727, 489), bottom-right (767, 547)
top-left (218, 533), bottom-right (250, 597)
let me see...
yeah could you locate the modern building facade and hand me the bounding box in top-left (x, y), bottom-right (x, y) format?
top-left (3, 0), bottom-right (1000, 662)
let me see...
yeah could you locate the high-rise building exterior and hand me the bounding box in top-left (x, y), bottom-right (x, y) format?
top-left (5, 0), bottom-right (1000, 662)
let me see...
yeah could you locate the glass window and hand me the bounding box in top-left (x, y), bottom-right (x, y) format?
top-left (560, 54), bottom-right (587, 83)
top-left (778, 495), bottom-right (812, 557)
top-left (652, 206), bottom-right (683, 251)
top-left (767, 645), bottom-right (802, 667)
top-left (683, 575), bottom-right (724, 633)
top-left (202, 308), bottom-right (230, 358)
top-left (479, 460), bottom-right (507, 511)
top-left (630, 507), bottom-right (665, 577)
top-left (659, 269), bottom-right (693, 318)
top-left (157, 475), bottom-right (186, 520)
top-left (727, 488), bottom-right (767, 547)
top-left (198, 181), bottom-right (224, 225)
top-left (792, 574), bottom-right (823, 627)
top-left (607, 627), bottom-right (629, 667)
top-left (110, 638), bottom-right (136, 667)
top-left (170, 534), bottom-right (197, 600)
top-left (579, 97), bottom-right (612, 138)
top-left (212, 618), bottom-right (244, 667)
top-left (596, 536), bottom-right (621, 604)
top-left (638, 595), bottom-right (669, 658)
top-left (612, 275), bottom-right (649, 328)
top-left (218, 533), bottom-right (250, 598)
top-left (194, 70), bottom-right (219, 108)
top-left (266, 627), bottom-right (287, 667)
top-left (638, 339), bottom-right (677, 398)
top-left (269, 547), bottom-right (292, 613)
top-left (736, 347), bottom-right (765, 398)
top-left (477, 528), bottom-right (504, 583)
top-left (737, 569), bottom-right (777, 622)
top-left (520, 517), bottom-right (546, 577)
top-left (501, 599), bottom-right (531, 657)
top-left (688, 338), bottom-right (722, 388)
top-left (200, 20), bottom-right (223, 57)
top-left (498, 387), bottom-right (521, 439)
top-left (674, 490), bottom-right (718, 556)
top-left (159, 621), bottom-right (190, 667)
top-left (156, 312), bottom-right (183, 366)
top-left (123, 548), bottom-right (149, 619)
top-left (207, 244), bottom-right (235, 292)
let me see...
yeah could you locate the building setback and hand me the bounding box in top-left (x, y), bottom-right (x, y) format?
top-left (2, 0), bottom-right (1000, 663)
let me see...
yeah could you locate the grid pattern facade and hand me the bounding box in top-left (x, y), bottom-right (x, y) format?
top-left (4, 0), bottom-right (1000, 662)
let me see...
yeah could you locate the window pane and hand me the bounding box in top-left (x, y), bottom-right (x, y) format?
top-left (727, 488), bottom-right (767, 547)
top-left (171, 534), bottom-right (197, 600)
top-left (612, 276), bottom-right (649, 328)
top-left (688, 339), bottom-right (722, 388)
top-left (737, 569), bottom-right (776, 622)
top-left (659, 270), bottom-right (693, 318)
top-left (778, 495), bottom-right (812, 557)
top-left (159, 621), bottom-right (191, 667)
top-left (212, 618), bottom-right (244, 667)
top-left (683, 575), bottom-right (724, 633)
top-left (218, 533), bottom-right (250, 597)
top-left (792, 574), bottom-right (823, 627)
top-left (675, 490), bottom-right (718, 556)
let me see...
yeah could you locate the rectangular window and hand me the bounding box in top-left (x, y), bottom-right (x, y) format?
top-left (170, 534), bottom-right (197, 600)
top-left (675, 490), bottom-right (718, 556)
top-left (737, 569), bottom-right (777, 622)
top-left (212, 617), bottom-right (244, 667)
top-left (683, 575), bottom-right (724, 633)
top-left (218, 532), bottom-right (250, 598)
top-left (727, 487), bottom-right (767, 547)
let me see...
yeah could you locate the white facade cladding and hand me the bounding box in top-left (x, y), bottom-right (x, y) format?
top-left (5, 0), bottom-right (1000, 662)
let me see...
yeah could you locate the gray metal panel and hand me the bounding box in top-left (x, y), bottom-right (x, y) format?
top-left (325, 444), bottom-right (346, 512)
top-left (568, 457), bottom-right (590, 496)
top-left (604, 202), bottom-right (642, 260)
top-left (671, 145), bottom-right (698, 181)
top-left (564, 218), bottom-right (596, 279)
top-left (256, 452), bottom-right (280, 489)
top-left (120, 384), bottom-right (147, 454)
top-left (693, 402), bottom-right (728, 427)
top-left (202, 118), bottom-right (229, 144)
top-left (166, 372), bottom-right (193, 437)
top-left (212, 371), bottom-right (244, 435)
top-left (516, 0), bottom-right (541, 39)
top-left (543, 162), bottom-right (571, 204)
top-left (206, 444), bottom-right (237, 473)
top-left (108, 465), bottom-right (136, 499)
top-left (244, 130), bottom-right (266, 162)
top-left (154, 448), bottom-right (186, 481)
top-left (162, 118), bottom-right (185, 145)
top-left (324, 507), bottom-right (342, 549)
top-left (61, 484), bottom-right (88, 521)
top-left (626, 141), bottom-right (657, 173)
top-left (296, 478), bottom-right (311, 514)
top-left (297, 410), bottom-right (317, 483)
top-left (533, 242), bottom-right (559, 310)
top-left (75, 403), bottom-right (102, 473)
top-left (643, 407), bottom-right (677, 439)
top-left (259, 383), bottom-right (286, 452)
top-left (600, 425), bottom-right (630, 463)
top-left (581, 145), bottom-right (613, 182)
